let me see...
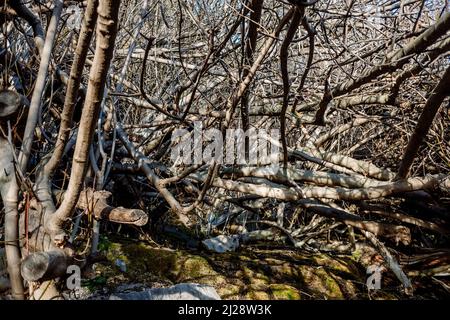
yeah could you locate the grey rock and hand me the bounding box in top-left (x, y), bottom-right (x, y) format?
top-left (109, 283), bottom-right (221, 300)
top-left (202, 235), bottom-right (240, 253)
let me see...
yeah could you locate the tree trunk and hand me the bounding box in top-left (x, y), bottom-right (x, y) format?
top-left (46, 0), bottom-right (122, 243)
top-left (0, 90), bottom-right (24, 299)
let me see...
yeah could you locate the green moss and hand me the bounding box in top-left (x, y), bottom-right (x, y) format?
top-left (237, 267), bottom-right (269, 285)
top-left (315, 268), bottom-right (343, 299)
top-left (97, 235), bottom-right (113, 252)
top-left (82, 275), bottom-right (107, 292)
top-left (218, 284), bottom-right (242, 300)
top-left (124, 243), bottom-right (178, 278)
top-left (351, 249), bottom-right (362, 262)
top-left (95, 241), bottom-right (366, 300)
top-left (100, 241), bottom-right (179, 285)
top-left (174, 255), bottom-right (227, 287)
top-left (296, 266), bottom-right (344, 299)
top-left (313, 254), bottom-right (353, 274)
top-left (245, 291), bottom-right (270, 300)
top-left (270, 284), bottom-right (301, 300)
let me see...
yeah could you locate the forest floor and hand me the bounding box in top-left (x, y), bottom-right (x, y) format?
top-left (69, 235), bottom-right (450, 300)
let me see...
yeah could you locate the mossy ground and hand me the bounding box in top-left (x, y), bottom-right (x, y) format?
top-left (83, 237), bottom-right (450, 300)
top-left (88, 237), bottom-right (390, 300)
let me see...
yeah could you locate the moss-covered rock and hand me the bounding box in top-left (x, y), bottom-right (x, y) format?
top-left (174, 255), bottom-right (228, 287)
top-left (93, 240), bottom-right (365, 300)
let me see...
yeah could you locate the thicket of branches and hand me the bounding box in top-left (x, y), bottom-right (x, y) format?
top-left (0, 0), bottom-right (449, 299)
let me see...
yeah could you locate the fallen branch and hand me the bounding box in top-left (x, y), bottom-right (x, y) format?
top-left (360, 203), bottom-right (449, 235)
top-left (297, 199), bottom-right (411, 245)
top-left (363, 231), bottom-right (413, 295)
top-left (222, 165), bottom-right (386, 189)
top-left (21, 249), bottom-right (72, 282)
top-left (75, 188), bottom-right (148, 226)
top-left (190, 172), bottom-right (444, 201)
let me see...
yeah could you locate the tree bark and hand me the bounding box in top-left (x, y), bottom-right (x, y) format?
top-left (46, 0), bottom-right (121, 243)
top-left (21, 249), bottom-right (72, 282)
top-left (0, 90), bottom-right (24, 299)
top-left (55, 188), bottom-right (148, 226)
top-left (18, 0), bottom-right (63, 173)
top-left (241, 0), bottom-right (263, 137)
top-left (35, 0), bottom-right (100, 236)
top-left (42, 0), bottom-right (99, 179)
top-left (0, 139), bottom-right (24, 299)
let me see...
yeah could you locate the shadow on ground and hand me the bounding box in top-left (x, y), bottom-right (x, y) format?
top-left (89, 239), bottom-right (408, 300)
